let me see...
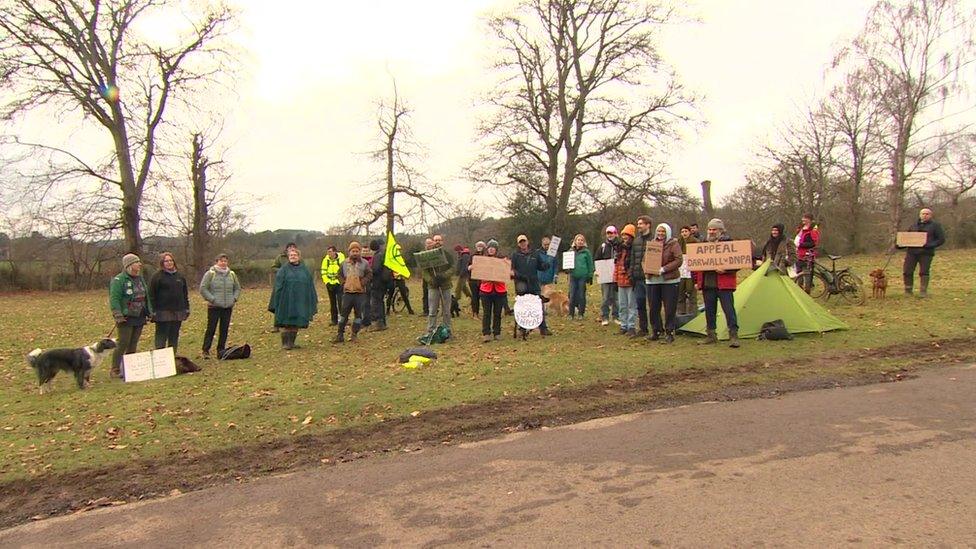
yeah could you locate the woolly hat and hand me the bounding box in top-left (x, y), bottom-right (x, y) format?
top-left (348, 241), bottom-right (362, 252)
top-left (369, 239), bottom-right (382, 252)
top-left (486, 239), bottom-right (499, 250)
top-left (605, 225), bottom-right (618, 234)
top-left (707, 218), bottom-right (725, 231)
top-left (621, 224), bottom-right (636, 238)
top-left (122, 253), bottom-right (141, 269)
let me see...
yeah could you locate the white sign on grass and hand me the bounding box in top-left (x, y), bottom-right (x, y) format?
top-left (123, 347), bottom-right (177, 382)
top-left (595, 259), bottom-right (614, 284)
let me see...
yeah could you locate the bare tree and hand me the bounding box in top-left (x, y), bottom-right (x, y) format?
top-left (475, 0), bottom-right (694, 236)
top-left (837, 0), bottom-right (976, 236)
top-left (344, 83), bottom-right (444, 235)
top-left (0, 0), bottom-right (234, 254)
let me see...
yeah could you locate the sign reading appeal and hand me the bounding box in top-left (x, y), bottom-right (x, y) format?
top-left (642, 240), bottom-right (664, 274)
top-left (471, 255), bottom-right (511, 283)
top-left (685, 240), bottom-right (753, 271)
top-left (896, 231), bottom-right (928, 248)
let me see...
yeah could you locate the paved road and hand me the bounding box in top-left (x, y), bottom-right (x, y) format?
top-left (3, 365), bottom-right (975, 548)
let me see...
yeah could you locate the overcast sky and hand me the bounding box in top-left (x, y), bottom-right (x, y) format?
top-left (10, 0), bottom-right (879, 234)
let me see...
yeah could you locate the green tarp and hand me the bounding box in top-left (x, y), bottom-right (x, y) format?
top-left (680, 260), bottom-right (849, 340)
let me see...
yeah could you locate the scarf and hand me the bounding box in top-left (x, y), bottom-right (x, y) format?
top-left (213, 265), bottom-right (230, 275)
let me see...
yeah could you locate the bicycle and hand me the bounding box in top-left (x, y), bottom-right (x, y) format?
top-left (801, 255), bottom-right (866, 305)
top-left (386, 283), bottom-right (408, 314)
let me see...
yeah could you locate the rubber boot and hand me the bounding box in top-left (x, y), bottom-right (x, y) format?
top-left (729, 328), bottom-right (740, 348)
top-left (919, 275), bottom-right (929, 298)
top-left (281, 331), bottom-right (291, 350)
top-left (698, 329), bottom-right (717, 345)
top-left (289, 331), bottom-right (301, 349)
top-left (903, 274), bottom-right (913, 295)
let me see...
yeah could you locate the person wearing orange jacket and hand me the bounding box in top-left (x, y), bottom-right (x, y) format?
top-left (614, 224), bottom-right (637, 337)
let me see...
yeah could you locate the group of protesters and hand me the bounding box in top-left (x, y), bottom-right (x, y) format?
top-left (105, 207), bottom-right (946, 376)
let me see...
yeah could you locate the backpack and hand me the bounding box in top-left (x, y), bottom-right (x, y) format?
top-left (417, 325), bottom-right (451, 345)
top-left (398, 347), bottom-right (439, 363)
top-left (219, 343), bottom-right (252, 360)
top-left (757, 320), bottom-right (793, 341)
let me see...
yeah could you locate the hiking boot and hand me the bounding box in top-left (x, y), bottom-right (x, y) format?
top-left (540, 327), bottom-right (553, 337)
top-left (109, 367), bottom-right (121, 379)
top-left (201, 349), bottom-right (211, 360)
top-left (331, 334), bottom-right (345, 344)
top-left (903, 274), bottom-right (913, 295)
top-left (729, 328), bottom-right (740, 348)
top-left (616, 327), bottom-right (627, 335)
top-left (482, 334), bottom-right (492, 343)
top-left (919, 275), bottom-right (930, 298)
top-left (626, 328), bottom-right (637, 338)
top-left (636, 329), bottom-right (648, 337)
top-left (698, 329), bottom-right (718, 345)
top-left (601, 320), bottom-right (610, 326)
top-left (662, 331), bottom-right (675, 344)
top-left (493, 334), bottom-right (501, 341)
top-left (647, 331), bottom-right (661, 342)
top-left (281, 332), bottom-right (293, 350)
top-left (290, 332), bottom-right (301, 349)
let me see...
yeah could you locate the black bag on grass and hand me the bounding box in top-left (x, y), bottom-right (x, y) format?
top-left (219, 343), bottom-right (252, 360)
top-left (757, 320), bottom-right (792, 341)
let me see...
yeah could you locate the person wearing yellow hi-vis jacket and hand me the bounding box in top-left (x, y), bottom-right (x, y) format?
top-left (320, 246), bottom-right (346, 326)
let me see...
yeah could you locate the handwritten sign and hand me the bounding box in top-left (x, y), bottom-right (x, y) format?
top-left (896, 231), bottom-right (927, 248)
top-left (685, 240), bottom-right (753, 271)
top-left (562, 251), bottom-right (575, 270)
top-left (514, 294), bottom-right (543, 329)
top-left (595, 259), bottom-right (614, 284)
top-left (547, 236), bottom-right (561, 257)
top-left (123, 347), bottom-right (177, 383)
top-left (642, 240), bottom-right (664, 274)
top-left (413, 247), bottom-right (449, 270)
top-left (471, 255), bottom-right (511, 283)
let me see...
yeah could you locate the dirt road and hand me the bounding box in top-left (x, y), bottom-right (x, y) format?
top-left (3, 364), bottom-right (974, 547)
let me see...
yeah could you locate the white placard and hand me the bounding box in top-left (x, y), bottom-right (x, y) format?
top-left (123, 347), bottom-right (177, 383)
top-left (595, 259), bottom-right (615, 284)
top-left (546, 236), bottom-right (561, 257)
top-left (562, 251), bottom-right (575, 270)
top-left (513, 294), bottom-right (543, 330)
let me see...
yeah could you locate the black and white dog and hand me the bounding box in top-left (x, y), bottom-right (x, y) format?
top-left (26, 339), bottom-right (117, 394)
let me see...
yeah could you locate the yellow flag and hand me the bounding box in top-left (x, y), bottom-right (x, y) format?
top-left (384, 231), bottom-right (411, 279)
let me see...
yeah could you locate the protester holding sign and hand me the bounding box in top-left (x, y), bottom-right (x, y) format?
top-left (511, 234), bottom-right (553, 336)
top-left (794, 213), bottom-right (820, 294)
top-left (614, 224), bottom-right (638, 337)
top-left (645, 224), bottom-right (682, 344)
top-left (469, 241), bottom-right (486, 316)
top-left (270, 247), bottom-right (317, 350)
top-left (539, 236), bottom-right (559, 288)
top-left (677, 226), bottom-right (698, 316)
top-left (595, 226), bottom-right (619, 326)
top-left (332, 241), bottom-right (372, 343)
top-left (568, 234), bottom-right (595, 320)
top-left (900, 208), bottom-right (947, 297)
top-left (421, 234), bottom-right (455, 336)
top-left (694, 219), bottom-right (740, 348)
top-left (629, 216), bottom-right (653, 336)
top-left (478, 240), bottom-right (508, 342)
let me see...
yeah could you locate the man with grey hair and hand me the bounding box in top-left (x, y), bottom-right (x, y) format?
top-left (901, 207), bottom-right (946, 297)
top-left (422, 234), bottom-right (455, 335)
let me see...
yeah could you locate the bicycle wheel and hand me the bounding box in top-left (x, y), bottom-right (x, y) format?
top-left (807, 271), bottom-right (830, 300)
top-left (392, 290), bottom-right (406, 313)
top-left (837, 272), bottom-right (866, 305)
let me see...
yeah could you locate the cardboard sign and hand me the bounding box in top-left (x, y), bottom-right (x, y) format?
top-left (471, 255), bottom-right (511, 283)
top-left (595, 259), bottom-right (614, 284)
top-left (413, 247), bottom-right (449, 270)
top-left (123, 347), bottom-right (177, 383)
top-left (642, 240), bottom-right (664, 274)
top-left (562, 251), bottom-right (575, 270)
top-left (547, 236), bottom-right (561, 257)
top-left (685, 240), bottom-right (754, 271)
top-left (896, 231), bottom-right (927, 247)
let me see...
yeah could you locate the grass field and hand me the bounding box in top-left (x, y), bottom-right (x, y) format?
top-left (1, 249), bottom-right (974, 486)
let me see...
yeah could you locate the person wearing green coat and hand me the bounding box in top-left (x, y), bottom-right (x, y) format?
top-left (269, 247), bottom-right (318, 349)
top-left (108, 253), bottom-right (154, 378)
top-left (567, 233), bottom-right (595, 320)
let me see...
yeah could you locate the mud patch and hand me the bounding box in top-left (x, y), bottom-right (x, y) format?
top-left (1, 336), bottom-right (973, 528)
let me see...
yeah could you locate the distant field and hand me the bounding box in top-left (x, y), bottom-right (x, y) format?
top-left (0, 249), bottom-right (974, 488)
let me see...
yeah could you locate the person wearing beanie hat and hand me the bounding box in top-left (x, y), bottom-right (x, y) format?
top-left (271, 247), bottom-right (318, 349)
top-left (645, 223), bottom-right (683, 344)
top-left (108, 252), bottom-right (153, 378)
top-left (333, 241), bottom-right (373, 343)
top-left (594, 225), bottom-right (619, 326)
top-left (366, 238), bottom-right (392, 332)
top-left (694, 218), bottom-right (740, 348)
top-left (469, 241), bottom-right (487, 317)
top-left (348, 241), bottom-right (362, 253)
top-left (478, 239), bottom-right (508, 342)
top-left (614, 224), bottom-right (637, 336)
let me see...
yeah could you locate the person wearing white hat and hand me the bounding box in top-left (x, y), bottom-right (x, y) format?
top-left (595, 225), bottom-right (619, 326)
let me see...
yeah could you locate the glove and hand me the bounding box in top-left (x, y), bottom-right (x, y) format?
top-left (659, 267), bottom-right (665, 275)
top-left (112, 312), bottom-right (126, 325)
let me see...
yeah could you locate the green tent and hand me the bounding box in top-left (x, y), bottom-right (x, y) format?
top-left (680, 260), bottom-right (849, 340)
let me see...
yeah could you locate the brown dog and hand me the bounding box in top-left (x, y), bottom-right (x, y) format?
top-left (868, 269), bottom-right (887, 299)
top-left (541, 286), bottom-right (570, 316)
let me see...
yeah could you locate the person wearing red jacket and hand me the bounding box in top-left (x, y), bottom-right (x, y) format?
top-left (694, 218), bottom-right (740, 348)
top-left (794, 213), bottom-right (820, 293)
top-left (478, 240), bottom-right (507, 342)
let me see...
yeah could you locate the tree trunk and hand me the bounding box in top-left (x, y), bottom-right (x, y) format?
top-left (386, 134), bottom-right (395, 236)
top-left (701, 180), bottom-right (714, 220)
top-left (191, 133), bottom-right (210, 280)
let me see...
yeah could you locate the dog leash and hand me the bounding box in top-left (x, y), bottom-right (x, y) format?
top-left (105, 324), bottom-right (117, 340)
top-left (880, 248), bottom-right (897, 273)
